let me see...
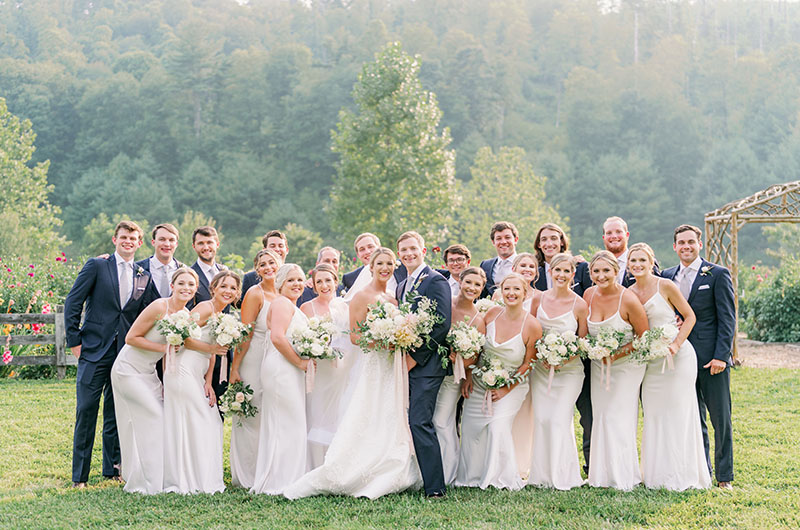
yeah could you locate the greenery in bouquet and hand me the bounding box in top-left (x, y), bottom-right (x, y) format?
top-left (290, 316), bottom-right (343, 360)
top-left (444, 320), bottom-right (485, 369)
top-left (472, 355), bottom-right (530, 389)
top-left (631, 324), bottom-right (679, 363)
top-left (535, 329), bottom-right (587, 366)
top-left (208, 312), bottom-right (251, 350)
top-left (157, 309), bottom-right (201, 346)
top-left (219, 381), bottom-right (258, 426)
top-left (585, 328), bottom-right (630, 361)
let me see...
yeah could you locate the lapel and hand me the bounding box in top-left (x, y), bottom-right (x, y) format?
top-left (195, 262), bottom-right (211, 295)
top-left (484, 257), bottom-right (499, 283)
top-left (395, 278), bottom-right (406, 302)
top-left (687, 260), bottom-right (709, 304)
top-left (406, 265), bottom-right (431, 307)
top-left (130, 266), bottom-right (149, 302)
top-left (105, 254), bottom-right (121, 310)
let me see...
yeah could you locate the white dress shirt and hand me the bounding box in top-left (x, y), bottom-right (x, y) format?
top-left (197, 260), bottom-right (220, 285)
top-left (403, 264), bottom-right (427, 300)
top-left (616, 248), bottom-right (629, 284)
top-left (492, 253), bottom-right (517, 285)
top-left (150, 256), bottom-right (178, 297)
top-left (447, 275), bottom-right (460, 298)
top-left (115, 252), bottom-right (134, 305)
top-left (674, 256), bottom-right (702, 292)
top-left (544, 262), bottom-right (553, 289)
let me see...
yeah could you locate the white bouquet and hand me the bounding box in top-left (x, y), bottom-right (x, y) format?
top-left (587, 327), bottom-right (632, 390)
top-left (156, 309), bottom-right (201, 347)
top-left (208, 312), bottom-right (252, 350)
top-left (290, 315), bottom-right (343, 393)
top-left (475, 298), bottom-right (503, 314)
top-left (535, 329), bottom-right (587, 393)
top-left (445, 320), bottom-right (485, 380)
top-left (631, 324), bottom-right (679, 371)
top-left (356, 296), bottom-right (444, 356)
top-left (472, 355), bottom-right (530, 416)
top-left (219, 381), bottom-right (258, 426)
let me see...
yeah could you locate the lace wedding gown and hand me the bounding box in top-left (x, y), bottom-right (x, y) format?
top-left (284, 345), bottom-right (423, 499)
top-left (528, 295), bottom-right (585, 490)
top-left (230, 296), bottom-right (270, 489)
top-left (110, 324), bottom-right (165, 494)
top-left (640, 282), bottom-right (711, 490)
top-left (163, 325), bottom-right (225, 494)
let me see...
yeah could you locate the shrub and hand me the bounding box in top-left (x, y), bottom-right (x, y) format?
top-left (740, 255), bottom-right (800, 342)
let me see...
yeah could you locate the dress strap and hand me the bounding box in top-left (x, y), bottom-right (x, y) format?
top-left (570, 292), bottom-right (579, 311)
top-left (467, 311), bottom-right (479, 326)
top-left (587, 290), bottom-right (595, 318)
top-left (616, 288), bottom-right (625, 313)
top-left (310, 299), bottom-right (318, 317)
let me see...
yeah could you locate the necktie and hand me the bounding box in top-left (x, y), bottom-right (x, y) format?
top-left (679, 267), bottom-right (692, 300)
top-left (159, 264), bottom-right (170, 297)
top-left (119, 262), bottom-right (130, 307)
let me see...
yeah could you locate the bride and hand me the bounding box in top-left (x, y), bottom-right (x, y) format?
top-left (284, 247), bottom-right (423, 499)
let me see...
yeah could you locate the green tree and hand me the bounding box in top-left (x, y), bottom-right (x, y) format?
top-left (329, 42), bottom-right (456, 247)
top-left (0, 97), bottom-right (66, 260)
top-left (454, 146), bottom-right (564, 259)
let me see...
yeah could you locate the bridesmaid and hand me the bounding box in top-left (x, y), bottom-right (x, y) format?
top-left (251, 264), bottom-right (312, 495)
top-left (164, 271), bottom-right (240, 494)
top-left (456, 273), bottom-right (540, 490)
top-left (111, 266), bottom-right (198, 494)
top-left (301, 263), bottom-right (351, 469)
top-left (492, 253), bottom-right (538, 311)
top-left (627, 243), bottom-right (711, 490)
top-left (229, 249), bottom-right (283, 489)
top-left (582, 251), bottom-right (649, 490)
top-left (527, 253), bottom-right (589, 490)
top-left (432, 266), bottom-right (487, 485)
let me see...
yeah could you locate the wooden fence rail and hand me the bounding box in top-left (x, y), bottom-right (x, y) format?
top-left (1, 305), bottom-right (74, 378)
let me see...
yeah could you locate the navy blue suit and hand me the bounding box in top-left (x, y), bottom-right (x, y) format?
top-left (188, 261), bottom-right (231, 402)
top-left (479, 257), bottom-right (499, 298)
top-left (662, 259), bottom-right (735, 482)
top-left (239, 270), bottom-right (259, 308)
top-left (65, 254), bottom-right (158, 483)
top-left (135, 256), bottom-right (183, 297)
top-left (396, 265), bottom-right (451, 495)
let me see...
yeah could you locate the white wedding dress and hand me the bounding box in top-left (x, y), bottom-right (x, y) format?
top-left (284, 345), bottom-right (423, 499)
top-left (455, 315), bottom-right (533, 490)
top-left (230, 296), bottom-right (270, 489)
top-left (640, 282), bottom-right (711, 490)
top-left (587, 291), bottom-right (644, 491)
top-left (110, 324), bottom-right (165, 494)
top-left (251, 306), bottom-right (309, 495)
top-left (305, 298), bottom-right (358, 469)
top-left (163, 325), bottom-right (225, 494)
top-left (528, 295), bottom-right (585, 490)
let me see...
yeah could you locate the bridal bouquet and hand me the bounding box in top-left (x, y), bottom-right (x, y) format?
top-left (219, 381), bottom-right (258, 426)
top-left (444, 320), bottom-right (485, 379)
top-left (631, 324), bottom-right (679, 371)
top-left (535, 330), bottom-right (589, 393)
top-left (156, 309), bottom-right (201, 374)
top-left (291, 316), bottom-right (344, 392)
top-left (587, 328), bottom-right (631, 390)
top-left (472, 355), bottom-right (530, 416)
top-left (357, 295), bottom-right (443, 356)
top-left (208, 312), bottom-right (251, 350)
top-left (474, 298), bottom-right (503, 314)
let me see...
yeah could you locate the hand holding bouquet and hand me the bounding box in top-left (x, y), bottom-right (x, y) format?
top-left (472, 356), bottom-right (530, 416)
top-left (219, 381), bottom-right (258, 426)
top-left (631, 324), bottom-right (679, 372)
top-left (587, 327), bottom-right (631, 390)
top-left (156, 309), bottom-right (201, 374)
top-left (445, 320), bottom-right (485, 380)
top-left (535, 330), bottom-right (587, 393)
top-left (207, 312), bottom-right (252, 384)
top-left (290, 316), bottom-right (343, 392)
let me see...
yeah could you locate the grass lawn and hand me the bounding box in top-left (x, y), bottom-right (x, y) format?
top-left (1, 367), bottom-right (798, 529)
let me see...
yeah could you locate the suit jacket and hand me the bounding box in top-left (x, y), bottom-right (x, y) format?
top-left (239, 270), bottom-right (260, 308)
top-left (296, 283), bottom-right (346, 306)
top-left (135, 256), bottom-right (183, 298)
top-left (188, 261), bottom-right (227, 310)
top-left (342, 264), bottom-right (408, 291)
top-left (65, 255), bottom-right (158, 363)
top-left (395, 266), bottom-right (451, 377)
top-left (661, 259), bottom-right (735, 367)
top-left (534, 261), bottom-right (593, 297)
top-left (479, 257), bottom-right (499, 298)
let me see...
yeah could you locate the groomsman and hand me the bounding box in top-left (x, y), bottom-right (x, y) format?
top-left (601, 216), bottom-right (659, 286)
top-left (188, 226), bottom-right (230, 401)
top-left (65, 221), bottom-right (158, 488)
top-left (532, 223), bottom-right (592, 296)
top-left (135, 223), bottom-right (182, 298)
top-left (442, 244), bottom-right (471, 297)
top-left (241, 230), bottom-right (289, 298)
top-left (395, 231), bottom-right (451, 497)
top-left (663, 224), bottom-right (735, 489)
top-left (479, 221), bottom-right (519, 298)
top-left (341, 232), bottom-right (406, 300)
top-left (297, 247), bottom-right (346, 305)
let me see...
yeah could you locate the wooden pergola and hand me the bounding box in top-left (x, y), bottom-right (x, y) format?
top-left (704, 181), bottom-right (800, 360)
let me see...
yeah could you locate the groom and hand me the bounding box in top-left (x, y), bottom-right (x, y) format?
top-left (395, 231), bottom-right (451, 497)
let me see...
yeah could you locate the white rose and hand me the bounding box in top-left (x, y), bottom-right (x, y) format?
top-left (556, 344), bottom-right (568, 356)
top-left (561, 330), bottom-right (577, 342)
top-left (482, 372), bottom-right (497, 386)
top-left (235, 392), bottom-right (245, 403)
top-left (217, 333), bottom-right (233, 346)
top-left (544, 333), bottom-right (559, 346)
top-left (310, 342), bottom-right (325, 357)
top-left (166, 333), bottom-right (183, 346)
top-left (189, 325), bottom-right (202, 339)
top-left (230, 401), bottom-right (242, 411)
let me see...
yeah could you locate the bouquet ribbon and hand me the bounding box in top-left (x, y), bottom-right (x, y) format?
top-left (482, 387), bottom-right (494, 417)
top-left (165, 344), bottom-right (178, 375)
top-left (305, 359), bottom-right (316, 393)
top-left (547, 365), bottom-right (555, 395)
top-left (393, 350), bottom-right (415, 456)
top-left (603, 357), bottom-right (611, 391)
top-left (453, 355), bottom-right (466, 383)
top-left (661, 352), bottom-right (675, 373)
top-left (219, 353), bottom-right (228, 383)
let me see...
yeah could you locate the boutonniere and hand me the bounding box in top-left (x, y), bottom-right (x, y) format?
top-left (403, 275), bottom-right (428, 304)
top-left (135, 266), bottom-right (145, 277)
top-left (699, 266), bottom-right (712, 277)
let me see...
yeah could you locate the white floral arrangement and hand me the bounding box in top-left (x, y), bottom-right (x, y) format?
top-left (474, 298), bottom-right (503, 314)
top-left (472, 355), bottom-right (529, 389)
top-left (631, 324), bottom-right (679, 364)
top-left (156, 309), bottom-right (201, 346)
top-left (585, 327), bottom-right (629, 361)
top-left (535, 329), bottom-right (586, 367)
top-left (208, 312), bottom-right (252, 350)
top-left (356, 293), bottom-right (444, 356)
top-left (446, 320), bottom-right (485, 362)
top-left (290, 316), bottom-right (343, 361)
top-left (219, 381), bottom-right (258, 426)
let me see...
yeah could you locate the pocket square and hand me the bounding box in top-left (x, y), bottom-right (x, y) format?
top-left (136, 286), bottom-right (146, 291)
top-left (698, 284), bottom-right (710, 290)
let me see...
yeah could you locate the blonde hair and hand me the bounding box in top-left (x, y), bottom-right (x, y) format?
top-left (275, 263), bottom-right (305, 293)
top-left (512, 252), bottom-right (539, 282)
top-left (499, 272), bottom-right (530, 297)
top-left (354, 232), bottom-right (381, 251)
top-left (253, 248), bottom-right (283, 269)
top-left (171, 266), bottom-right (199, 285)
top-left (603, 216), bottom-right (628, 233)
top-left (396, 230), bottom-right (425, 249)
top-left (628, 242), bottom-right (656, 266)
top-left (549, 252), bottom-right (575, 272)
top-left (589, 250), bottom-right (620, 274)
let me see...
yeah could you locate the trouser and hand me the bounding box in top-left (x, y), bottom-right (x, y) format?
top-left (72, 353), bottom-right (120, 483)
top-left (409, 375), bottom-right (446, 495)
top-left (575, 357), bottom-right (593, 470)
top-left (696, 365), bottom-right (734, 482)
